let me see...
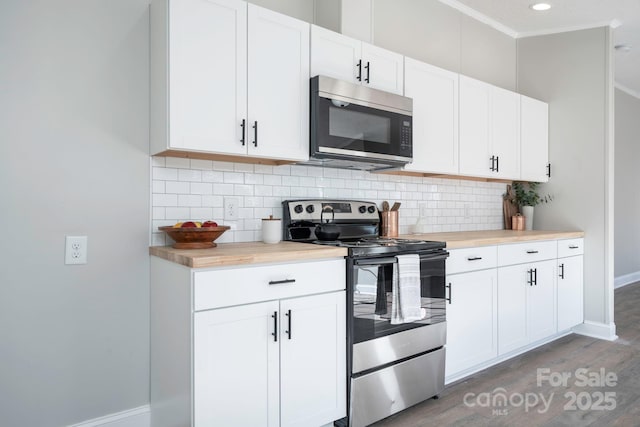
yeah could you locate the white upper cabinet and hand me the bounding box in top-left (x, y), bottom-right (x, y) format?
top-left (520, 95), bottom-right (550, 182)
top-left (150, 0), bottom-right (309, 162)
top-left (247, 5), bottom-right (309, 161)
top-left (403, 58), bottom-right (458, 174)
top-left (311, 25), bottom-right (404, 94)
top-left (459, 75), bottom-right (520, 180)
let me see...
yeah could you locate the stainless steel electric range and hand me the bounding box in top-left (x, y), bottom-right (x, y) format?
top-left (282, 199), bottom-right (449, 427)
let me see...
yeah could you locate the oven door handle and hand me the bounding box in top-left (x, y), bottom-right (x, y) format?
top-left (353, 257), bottom-right (398, 266)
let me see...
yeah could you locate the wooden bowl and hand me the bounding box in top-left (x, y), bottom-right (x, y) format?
top-left (159, 226), bottom-right (230, 249)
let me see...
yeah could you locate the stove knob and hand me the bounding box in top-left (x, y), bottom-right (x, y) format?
top-left (358, 205), bottom-right (366, 214)
top-left (306, 205), bottom-right (315, 213)
top-left (367, 206), bottom-right (376, 214)
top-left (294, 204), bottom-right (304, 214)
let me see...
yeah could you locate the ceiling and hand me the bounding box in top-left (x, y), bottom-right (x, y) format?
top-left (441, 0), bottom-right (640, 97)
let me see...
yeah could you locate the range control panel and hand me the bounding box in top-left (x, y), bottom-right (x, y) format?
top-left (284, 200), bottom-right (379, 223)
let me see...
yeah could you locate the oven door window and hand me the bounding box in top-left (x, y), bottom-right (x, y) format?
top-left (315, 96), bottom-right (412, 158)
top-left (352, 255), bottom-right (446, 344)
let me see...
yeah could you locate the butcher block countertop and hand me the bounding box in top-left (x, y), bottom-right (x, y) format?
top-left (149, 241), bottom-right (348, 268)
top-left (150, 230), bottom-right (584, 268)
top-left (402, 230), bottom-right (585, 249)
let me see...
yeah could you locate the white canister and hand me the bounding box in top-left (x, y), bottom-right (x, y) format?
top-left (262, 215), bottom-right (282, 244)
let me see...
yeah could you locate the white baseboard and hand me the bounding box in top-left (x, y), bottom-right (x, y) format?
top-left (67, 405), bottom-right (150, 427)
top-left (614, 271), bottom-right (640, 289)
top-left (572, 321), bottom-right (618, 341)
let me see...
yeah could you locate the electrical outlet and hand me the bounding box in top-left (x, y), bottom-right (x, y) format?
top-left (225, 197), bottom-right (239, 220)
top-left (65, 236), bottom-right (88, 265)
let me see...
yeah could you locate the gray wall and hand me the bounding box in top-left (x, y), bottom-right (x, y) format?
top-left (373, 0), bottom-right (516, 90)
top-left (614, 89), bottom-right (640, 278)
top-left (517, 28), bottom-right (613, 326)
top-left (0, 0), bottom-right (150, 425)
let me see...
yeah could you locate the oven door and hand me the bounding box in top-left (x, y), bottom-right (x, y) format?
top-left (349, 251), bottom-right (447, 345)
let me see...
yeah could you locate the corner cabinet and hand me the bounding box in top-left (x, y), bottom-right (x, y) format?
top-left (403, 58), bottom-right (458, 175)
top-left (520, 95), bottom-right (550, 182)
top-left (150, 0), bottom-right (309, 162)
top-left (310, 25), bottom-right (404, 95)
top-left (151, 256), bottom-right (346, 427)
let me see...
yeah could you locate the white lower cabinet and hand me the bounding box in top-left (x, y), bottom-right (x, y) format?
top-left (194, 292), bottom-right (346, 427)
top-left (151, 257), bottom-right (347, 427)
top-left (446, 269), bottom-right (497, 377)
top-left (446, 237), bottom-right (583, 381)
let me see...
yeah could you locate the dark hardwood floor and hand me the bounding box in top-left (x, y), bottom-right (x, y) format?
top-left (374, 283), bottom-right (640, 427)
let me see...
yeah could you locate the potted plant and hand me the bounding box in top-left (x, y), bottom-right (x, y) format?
top-left (512, 181), bottom-right (553, 230)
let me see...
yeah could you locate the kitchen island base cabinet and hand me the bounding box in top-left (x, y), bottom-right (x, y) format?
top-left (151, 256), bottom-right (346, 427)
top-left (445, 269), bottom-right (497, 378)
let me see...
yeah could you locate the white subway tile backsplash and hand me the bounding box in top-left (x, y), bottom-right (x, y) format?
top-left (150, 159), bottom-right (506, 243)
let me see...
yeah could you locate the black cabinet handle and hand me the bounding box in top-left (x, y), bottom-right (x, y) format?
top-left (467, 257), bottom-right (483, 261)
top-left (526, 250), bottom-right (539, 254)
top-left (527, 269), bottom-right (533, 286)
top-left (268, 279), bottom-right (296, 285)
top-left (569, 245), bottom-right (579, 249)
top-left (559, 263), bottom-right (565, 279)
top-left (446, 283), bottom-right (452, 304)
top-left (495, 156), bottom-right (499, 172)
top-left (356, 59), bottom-right (362, 81)
top-left (271, 311), bottom-right (278, 342)
top-left (533, 268), bottom-right (537, 286)
top-left (365, 61), bottom-right (370, 83)
top-left (252, 121), bottom-right (258, 147)
top-left (285, 309), bottom-right (292, 340)
top-left (546, 163), bottom-right (551, 178)
top-left (240, 119), bottom-right (246, 146)
top-left (490, 156), bottom-right (496, 171)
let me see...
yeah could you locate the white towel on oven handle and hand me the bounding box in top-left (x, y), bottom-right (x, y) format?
top-left (391, 254), bottom-right (425, 324)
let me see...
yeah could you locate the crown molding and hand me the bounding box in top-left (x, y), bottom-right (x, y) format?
top-left (615, 82), bottom-right (640, 100)
top-left (437, 0), bottom-right (518, 38)
top-left (517, 19), bottom-right (622, 38)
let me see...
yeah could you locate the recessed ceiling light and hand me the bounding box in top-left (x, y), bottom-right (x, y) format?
top-left (530, 3), bottom-right (552, 11)
top-left (615, 44), bottom-right (632, 53)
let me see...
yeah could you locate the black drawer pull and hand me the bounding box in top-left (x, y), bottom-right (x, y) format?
top-left (268, 279), bottom-right (296, 285)
top-left (271, 311), bottom-right (278, 342)
top-left (569, 245), bottom-right (579, 249)
top-left (467, 257), bottom-right (483, 261)
top-left (526, 250), bottom-right (539, 254)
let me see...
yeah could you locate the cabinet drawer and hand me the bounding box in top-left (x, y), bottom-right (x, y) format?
top-left (194, 259), bottom-right (346, 311)
top-left (558, 238), bottom-right (584, 258)
top-left (497, 240), bottom-right (557, 266)
top-left (447, 246), bottom-right (497, 274)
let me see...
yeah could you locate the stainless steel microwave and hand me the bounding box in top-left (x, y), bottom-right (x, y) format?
top-left (307, 75), bottom-right (413, 171)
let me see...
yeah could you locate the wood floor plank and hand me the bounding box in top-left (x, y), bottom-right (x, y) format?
top-left (374, 283), bottom-right (640, 427)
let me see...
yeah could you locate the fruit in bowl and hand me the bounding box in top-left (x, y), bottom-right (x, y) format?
top-left (159, 220), bottom-right (229, 249)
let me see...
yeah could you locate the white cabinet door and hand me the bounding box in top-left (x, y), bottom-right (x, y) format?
top-left (526, 260), bottom-right (557, 343)
top-left (194, 301), bottom-right (280, 427)
top-left (497, 264), bottom-right (528, 354)
top-left (168, 0), bottom-right (247, 154)
top-left (247, 4), bottom-right (309, 161)
top-left (280, 291), bottom-right (346, 427)
top-left (491, 86), bottom-right (520, 180)
top-left (310, 25), bottom-right (403, 94)
top-left (404, 58), bottom-right (458, 174)
top-left (521, 95), bottom-right (550, 182)
top-left (361, 42), bottom-right (404, 94)
top-left (310, 25), bottom-right (361, 83)
top-left (446, 269), bottom-right (497, 378)
top-left (557, 255), bottom-right (583, 331)
top-left (459, 76), bottom-right (492, 178)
